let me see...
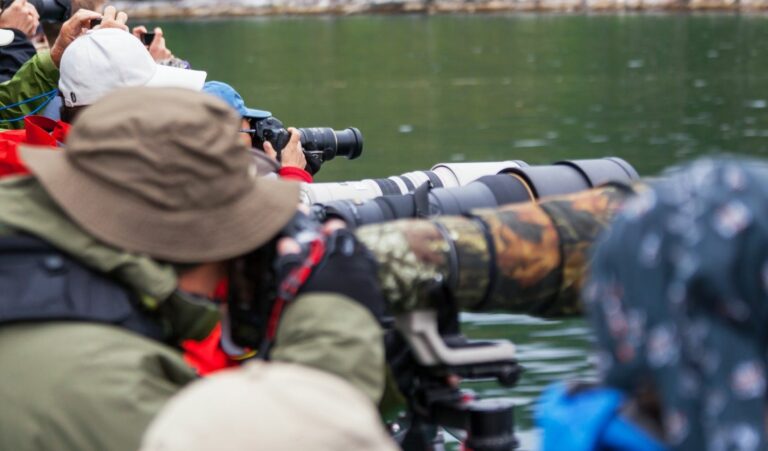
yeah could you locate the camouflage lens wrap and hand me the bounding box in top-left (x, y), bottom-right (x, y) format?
top-left (472, 184), bottom-right (636, 316)
top-left (471, 199), bottom-right (561, 314)
top-left (432, 216), bottom-right (492, 307)
top-left (356, 184), bottom-right (638, 316)
top-left (355, 219), bottom-right (454, 313)
top-left (537, 184), bottom-right (636, 316)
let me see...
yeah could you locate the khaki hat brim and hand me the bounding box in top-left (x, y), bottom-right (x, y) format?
top-left (20, 145), bottom-right (300, 263)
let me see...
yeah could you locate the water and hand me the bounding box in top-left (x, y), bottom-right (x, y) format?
top-left (147, 13), bottom-right (768, 448)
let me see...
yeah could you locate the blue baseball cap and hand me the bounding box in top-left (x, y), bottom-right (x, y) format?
top-left (202, 81), bottom-right (272, 119)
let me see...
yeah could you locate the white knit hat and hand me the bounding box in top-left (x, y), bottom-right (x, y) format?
top-left (58, 29), bottom-right (206, 107)
top-left (140, 362), bottom-right (399, 451)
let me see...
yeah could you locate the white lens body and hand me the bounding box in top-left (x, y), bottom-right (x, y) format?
top-left (300, 160), bottom-right (528, 204)
top-left (299, 180), bottom-right (384, 205)
top-left (430, 161), bottom-right (526, 187)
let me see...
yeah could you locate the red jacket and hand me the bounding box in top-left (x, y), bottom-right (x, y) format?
top-left (0, 115), bottom-right (70, 176)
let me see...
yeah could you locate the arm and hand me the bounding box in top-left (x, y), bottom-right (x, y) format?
top-left (0, 30), bottom-right (37, 82)
top-left (0, 8), bottom-right (108, 129)
top-left (0, 322), bottom-right (197, 451)
top-left (269, 225), bottom-right (386, 403)
top-left (0, 52), bottom-right (58, 129)
top-left (278, 166), bottom-right (313, 183)
top-left (271, 292), bottom-right (385, 403)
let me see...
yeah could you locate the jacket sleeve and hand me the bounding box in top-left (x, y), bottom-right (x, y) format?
top-left (0, 52), bottom-right (59, 130)
top-left (278, 166), bottom-right (313, 183)
top-left (0, 29), bottom-right (36, 83)
top-left (271, 292), bottom-right (385, 403)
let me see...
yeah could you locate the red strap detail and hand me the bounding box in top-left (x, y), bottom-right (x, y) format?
top-left (213, 277), bottom-right (229, 302)
top-left (264, 238), bottom-right (326, 340)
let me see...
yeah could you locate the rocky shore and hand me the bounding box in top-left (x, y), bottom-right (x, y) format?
top-left (113, 0), bottom-right (768, 19)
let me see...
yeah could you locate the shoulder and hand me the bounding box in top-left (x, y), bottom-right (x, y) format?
top-left (0, 322), bottom-right (197, 451)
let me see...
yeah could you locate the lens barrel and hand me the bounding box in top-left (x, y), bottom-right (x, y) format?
top-left (430, 160), bottom-right (529, 187)
top-left (313, 157), bottom-right (639, 227)
top-left (298, 127), bottom-right (363, 162)
top-left (429, 174), bottom-right (533, 216)
top-left (505, 157), bottom-right (639, 198)
top-left (300, 160), bottom-right (529, 205)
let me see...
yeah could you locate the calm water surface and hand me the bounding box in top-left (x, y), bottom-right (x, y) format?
top-left (150, 14), bottom-right (768, 448)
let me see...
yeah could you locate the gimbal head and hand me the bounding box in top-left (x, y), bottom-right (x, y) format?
top-left (392, 306), bottom-right (522, 451)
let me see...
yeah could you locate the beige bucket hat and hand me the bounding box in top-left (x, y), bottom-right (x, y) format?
top-left (19, 87), bottom-right (300, 263)
top-left (140, 361), bottom-right (399, 451)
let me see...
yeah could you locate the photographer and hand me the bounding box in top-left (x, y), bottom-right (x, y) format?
top-left (0, 6), bottom-right (127, 129)
top-left (202, 80), bottom-right (312, 183)
top-left (0, 24), bottom-right (204, 175)
top-left (0, 87), bottom-right (385, 450)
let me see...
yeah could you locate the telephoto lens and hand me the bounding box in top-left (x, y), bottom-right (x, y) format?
top-left (298, 127), bottom-right (363, 161)
top-left (506, 157), bottom-right (639, 198)
top-left (312, 157), bottom-right (639, 227)
top-left (355, 183), bottom-right (639, 317)
top-left (300, 160), bottom-right (528, 205)
top-left (429, 160), bottom-right (529, 187)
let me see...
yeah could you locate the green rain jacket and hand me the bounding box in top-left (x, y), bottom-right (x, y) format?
top-left (0, 176), bottom-right (385, 451)
top-left (0, 52), bottom-right (59, 128)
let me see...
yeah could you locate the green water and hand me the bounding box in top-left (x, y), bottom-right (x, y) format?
top-left (149, 14), bottom-right (768, 448)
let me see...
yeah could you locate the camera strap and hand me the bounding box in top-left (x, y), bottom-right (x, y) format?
top-left (0, 89), bottom-right (58, 124)
top-left (259, 237), bottom-right (327, 358)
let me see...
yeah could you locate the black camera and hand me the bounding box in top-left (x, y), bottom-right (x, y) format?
top-left (141, 32), bottom-right (155, 46)
top-left (248, 116), bottom-right (363, 175)
top-left (2, 0), bottom-right (70, 22)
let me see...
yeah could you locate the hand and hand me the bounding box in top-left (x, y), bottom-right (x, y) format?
top-left (49, 8), bottom-right (102, 67)
top-left (92, 5), bottom-right (127, 32)
top-left (264, 127), bottom-right (307, 170)
top-left (0, 0), bottom-right (40, 38)
top-left (132, 25), bottom-right (173, 62)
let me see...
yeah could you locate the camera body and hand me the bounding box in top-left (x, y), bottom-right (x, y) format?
top-left (226, 211), bottom-right (325, 351)
top-left (248, 115), bottom-right (363, 174)
top-left (141, 32), bottom-right (155, 46)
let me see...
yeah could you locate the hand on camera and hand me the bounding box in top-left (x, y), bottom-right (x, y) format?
top-left (50, 9), bottom-right (102, 67)
top-left (50, 6), bottom-right (130, 67)
top-left (93, 6), bottom-right (128, 31)
top-left (132, 25), bottom-right (173, 62)
top-left (276, 219), bottom-right (386, 321)
top-left (264, 127), bottom-right (308, 171)
top-left (0, 0), bottom-right (39, 38)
